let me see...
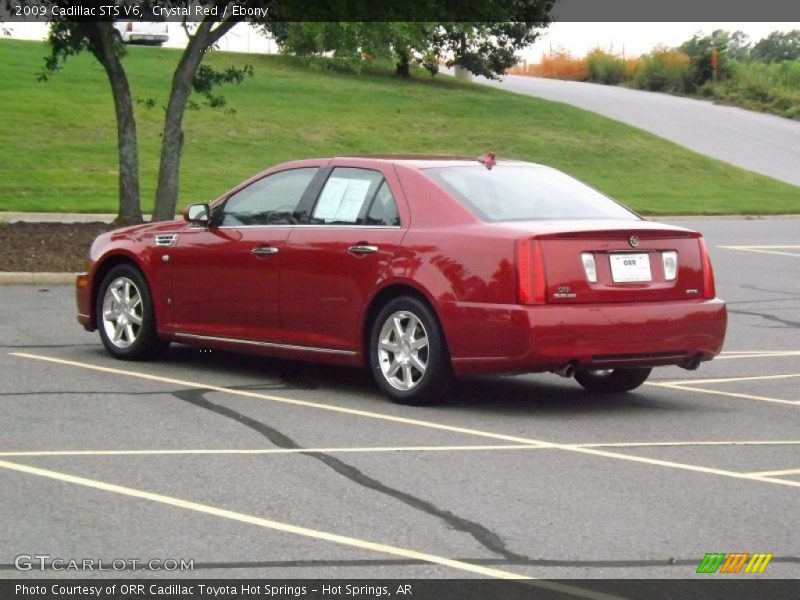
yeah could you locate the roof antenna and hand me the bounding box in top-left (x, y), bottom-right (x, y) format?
top-left (477, 152), bottom-right (496, 170)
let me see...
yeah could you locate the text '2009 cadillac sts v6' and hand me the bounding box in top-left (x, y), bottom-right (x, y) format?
top-left (76, 155), bottom-right (726, 405)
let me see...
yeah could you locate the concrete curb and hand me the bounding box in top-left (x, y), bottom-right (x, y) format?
top-left (0, 212), bottom-right (119, 223)
top-left (0, 273), bottom-right (78, 285)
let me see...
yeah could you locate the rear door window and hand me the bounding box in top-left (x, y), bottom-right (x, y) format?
top-left (365, 181), bottom-right (401, 226)
top-left (311, 168), bottom-right (399, 226)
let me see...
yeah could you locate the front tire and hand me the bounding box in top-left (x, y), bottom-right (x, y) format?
top-left (369, 296), bottom-right (453, 405)
top-left (574, 368), bottom-right (652, 393)
top-left (96, 264), bottom-right (166, 360)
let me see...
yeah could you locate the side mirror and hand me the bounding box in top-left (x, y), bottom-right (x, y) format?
top-left (183, 203), bottom-right (210, 225)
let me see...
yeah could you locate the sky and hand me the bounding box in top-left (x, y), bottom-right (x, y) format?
top-left (6, 22), bottom-right (800, 61)
top-left (523, 22), bottom-right (800, 61)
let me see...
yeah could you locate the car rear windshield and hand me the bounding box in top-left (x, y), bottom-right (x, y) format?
top-left (423, 165), bottom-right (639, 222)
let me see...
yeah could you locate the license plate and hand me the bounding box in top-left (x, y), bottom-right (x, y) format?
top-left (609, 253), bottom-right (652, 282)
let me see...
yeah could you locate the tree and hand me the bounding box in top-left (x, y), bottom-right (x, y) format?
top-left (35, 1), bottom-right (248, 223)
top-left (751, 30), bottom-right (800, 63)
top-left (727, 30), bottom-right (751, 61)
top-left (151, 16), bottom-right (240, 221)
top-left (40, 21), bottom-right (143, 224)
top-left (427, 22), bottom-right (547, 80)
top-left (680, 30), bottom-right (731, 87)
top-left (266, 7), bottom-right (553, 81)
top-left (267, 22), bottom-right (434, 77)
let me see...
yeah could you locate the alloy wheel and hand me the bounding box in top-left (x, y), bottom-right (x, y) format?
top-left (377, 310), bottom-right (429, 391)
top-left (101, 276), bottom-right (144, 349)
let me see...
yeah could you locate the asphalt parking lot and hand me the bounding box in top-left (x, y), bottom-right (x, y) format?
top-left (1, 218), bottom-right (798, 588)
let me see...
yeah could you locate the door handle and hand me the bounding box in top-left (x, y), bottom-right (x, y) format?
top-left (252, 246), bottom-right (279, 256)
top-left (348, 245), bottom-right (379, 256)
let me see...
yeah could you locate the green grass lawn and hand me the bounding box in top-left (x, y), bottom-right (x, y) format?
top-left (1, 39), bottom-right (798, 215)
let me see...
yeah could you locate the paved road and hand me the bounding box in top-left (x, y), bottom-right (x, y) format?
top-left (473, 74), bottom-right (800, 187)
top-left (1, 219), bottom-right (798, 592)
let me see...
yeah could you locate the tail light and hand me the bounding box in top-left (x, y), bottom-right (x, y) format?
top-left (517, 239), bottom-right (547, 304)
top-left (126, 22), bottom-right (133, 32)
top-left (698, 237), bottom-right (716, 299)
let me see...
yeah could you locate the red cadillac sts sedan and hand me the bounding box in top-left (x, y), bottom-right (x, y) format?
top-left (76, 155), bottom-right (726, 404)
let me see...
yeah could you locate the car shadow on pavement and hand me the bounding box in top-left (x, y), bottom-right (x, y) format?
top-left (147, 344), bottom-right (709, 417)
top-left (448, 374), bottom-right (680, 415)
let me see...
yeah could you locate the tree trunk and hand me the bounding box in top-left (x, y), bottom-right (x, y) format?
top-left (151, 20), bottom-right (236, 222)
top-left (91, 23), bottom-right (142, 225)
top-left (395, 48), bottom-right (411, 77)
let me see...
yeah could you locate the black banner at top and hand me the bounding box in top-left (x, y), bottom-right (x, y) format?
top-left (2, 0), bottom-right (800, 22)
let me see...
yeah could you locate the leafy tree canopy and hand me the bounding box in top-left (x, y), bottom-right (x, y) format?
top-left (265, 3), bottom-right (552, 80)
top-left (751, 30), bottom-right (800, 63)
top-left (680, 29), bottom-right (731, 87)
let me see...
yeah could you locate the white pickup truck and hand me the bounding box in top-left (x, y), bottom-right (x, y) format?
top-left (113, 22), bottom-right (169, 46)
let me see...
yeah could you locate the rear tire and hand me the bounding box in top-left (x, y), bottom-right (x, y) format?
top-left (574, 368), bottom-right (652, 393)
top-left (369, 296), bottom-right (453, 405)
top-left (96, 264), bottom-right (167, 360)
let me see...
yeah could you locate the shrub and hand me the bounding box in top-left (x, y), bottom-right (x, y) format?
top-left (630, 46), bottom-right (692, 93)
top-left (532, 50), bottom-right (588, 81)
top-left (585, 48), bottom-right (626, 85)
top-left (624, 57), bottom-right (642, 79)
top-left (699, 59), bottom-right (800, 118)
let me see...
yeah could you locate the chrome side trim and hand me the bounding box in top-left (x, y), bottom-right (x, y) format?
top-left (174, 332), bottom-right (357, 356)
top-left (216, 225), bottom-right (402, 230)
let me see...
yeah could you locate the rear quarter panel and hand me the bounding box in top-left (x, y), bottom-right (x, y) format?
top-left (388, 165), bottom-right (529, 360)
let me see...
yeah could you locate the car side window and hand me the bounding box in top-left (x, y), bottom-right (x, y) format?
top-left (365, 181), bottom-right (400, 226)
top-left (220, 168), bottom-right (318, 226)
top-left (311, 168), bottom-right (390, 225)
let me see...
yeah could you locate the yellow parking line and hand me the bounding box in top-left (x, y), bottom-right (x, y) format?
top-left (4, 440), bottom-right (799, 458)
top-left (8, 353), bottom-right (559, 448)
top-left (716, 351), bottom-right (800, 360)
top-left (721, 350), bottom-right (800, 354)
top-left (0, 458), bottom-right (623, 599)
top-left (0, 459), bottom-right (525, 580)
top-left (719, 245), bottom-right (800, 249)
top-left (579, 440), bottom-right (800, 449)
top-left (9, 352), bottom-right (800, 488)
top-left (718, 246), bottom-right (800, 258)
top-left (747, 468), bottom-right (800, 477)
top-left (647, 382), bottom-right (798, 407)
top-left (652, 373), bottom-right (800, 385)
top-left (723, 249), bottom-right (800, 258)
top-left (0, 444), bottom-right (548, 458)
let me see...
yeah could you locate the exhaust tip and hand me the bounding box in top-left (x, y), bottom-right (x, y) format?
top-left (681, 355), bottom-right (702, 371)
top-left (554, 363), bottom-right (576, 378)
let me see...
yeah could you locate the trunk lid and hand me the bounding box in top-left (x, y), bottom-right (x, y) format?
top-left (510, 220), bottom-right (708, 304)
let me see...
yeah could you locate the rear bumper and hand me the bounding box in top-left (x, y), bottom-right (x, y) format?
top-left (444, 299), bottom-right (727, 375)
